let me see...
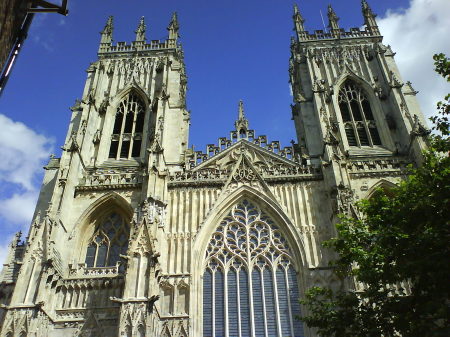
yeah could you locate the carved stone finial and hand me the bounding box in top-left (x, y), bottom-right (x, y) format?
top-left (135, 16), bottom-right (146, 42)
top-left (98, 16), bottom-right (113, 53)
top-left (101, 16), bottom-right (113, 36)
top-left (362, 1), bottom-right (380, 35)
top-left (12, 231), bottom-right (22, 247)
top-left (238, 100), bottom-right (245, 120)
top-left (327, 4), bottom-right (340, 32)
top-left (99, 16), bottom-right (113, 49)
top-left (293, 3), bottom-right (306, 34)
top-left (167, 12), bottom-right (179, 40)
top-left (361, 0), bottom-right (373, 14)
top-left (235, 100), bottom-right (249, 133)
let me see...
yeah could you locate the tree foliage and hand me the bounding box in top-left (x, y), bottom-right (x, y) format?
top-left (300, 54), bottom-right (450, 337)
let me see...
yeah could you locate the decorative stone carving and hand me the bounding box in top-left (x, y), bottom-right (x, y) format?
top-left (347, 158), bottom-right (408, 178)
top-left (170, 141), bottom-right (321, 187)
top-left (411, 114), bottom-right (431, 137)
top-left (231, 157), bottom-right (257, 183)
top-left (68, 263), bottom-right (121, 278)
top-left (404, 81), bottom-right (418, 96)
top-left (137, 197), bottom-right (167, 229)
top-left (98, 95), bottom-right (109, 115)
top-left (77, 167), bottom-right (143, 192)
top-left (312, 76), bottom-right (326, 93)
top-left (0, 9), bottom-right (430, 337)
top-left (372, 81), bottom-right (386, 99)
top-left (330, 182), bottom-right (356, 216)
top-left (93, 129), bottom-right (101, 144)
top-left (389, 70), bottom-right (403, 88)
top-left (119, 302), bottom-right (148, 336)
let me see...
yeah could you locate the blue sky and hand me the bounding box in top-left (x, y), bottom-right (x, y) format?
top-left (0, 0), bottom-right (413, 147)
top-left (0, 0), bottom-right (449, 262)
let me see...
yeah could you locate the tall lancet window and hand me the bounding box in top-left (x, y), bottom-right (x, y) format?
top-left (109, 92), bottom-right (146, 159)
top-left (338, 80), bottom-right (382, 147)
top-left (85, 212), bottom-right (130, 268)
top-left (203, 200), bottom-right (304, 337)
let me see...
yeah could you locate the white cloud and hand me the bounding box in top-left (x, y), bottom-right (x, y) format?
top-left (0, 233), bottom-right (21, 267)
top-left (0, 114), bottom-right (54, 191)
top-left (0, 114), bottom-right (54, 226)
top-left (0, 191), bottom-right (40, 225)
top-left (378, 0), bottom-right (450, 120)
top-left (0, 114), bottom-right (52, 268)
top-left (0, 241), bottom-right (10, 267)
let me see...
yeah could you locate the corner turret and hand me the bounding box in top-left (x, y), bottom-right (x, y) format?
top-left (135, 16), bottom-right (147, 42)
top-left (362, 0), bottom-right (380, 35)
top-left (327, 5), bottom-right (340, 37)
top-left (293, 4), bottom-right (306, 41)
top-left (99, 16), bottom-right (113, 53)
top-left (167, 12), bottom-right (179, 40)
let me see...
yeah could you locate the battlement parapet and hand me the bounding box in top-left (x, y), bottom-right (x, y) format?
top-left (297, 27), bottom-right (380, 42)
top-left (98, 38), bottom-right (178, 56)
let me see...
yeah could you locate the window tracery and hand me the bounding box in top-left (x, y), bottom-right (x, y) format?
top-left (109, 92), bottom-right (146, 159)
top-left (85, 212), bottom-right (130, 268)
top-left (203, 199), bottom-right (304, 337)
top-left (338, 80), bottom-right (382, 147)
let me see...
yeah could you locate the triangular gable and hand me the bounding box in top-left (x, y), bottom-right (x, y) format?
top-left (221, 152), bottom-right (279, 202)
top-left (130, 219), bottom-right (156, 254)
top-left (192, 140), bottom-right (301, 175)
top-left (80, 311), bottom-right (103, 335)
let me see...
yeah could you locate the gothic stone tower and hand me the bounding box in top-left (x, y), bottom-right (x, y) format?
top-left (0, 2), bottom-right (428, 337)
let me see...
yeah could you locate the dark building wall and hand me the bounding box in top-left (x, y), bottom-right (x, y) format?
top-left (0, 0), bottom-right (31, 73)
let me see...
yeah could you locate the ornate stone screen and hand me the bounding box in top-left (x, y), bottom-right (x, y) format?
top-left (203, 200), bottom-right (304, 337)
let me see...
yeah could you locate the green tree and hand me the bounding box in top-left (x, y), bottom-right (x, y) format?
top-left (300, 54), bottom-right (450, 337)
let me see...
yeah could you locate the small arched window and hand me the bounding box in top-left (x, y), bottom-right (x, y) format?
top-left (85, 212), bottom-right (130, 268)
top-left (109, 92), bottom-right (146, 159)
top-left (338, 80), bottom-right (382, 147)
top-left (203, 200), bottom-right (304, 337)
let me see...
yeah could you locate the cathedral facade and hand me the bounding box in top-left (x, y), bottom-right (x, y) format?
top-left (0, 2), bottom-right (428, 337)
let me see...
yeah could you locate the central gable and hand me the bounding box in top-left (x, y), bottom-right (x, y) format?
top-left (192, 140), bottom-right (302, 175)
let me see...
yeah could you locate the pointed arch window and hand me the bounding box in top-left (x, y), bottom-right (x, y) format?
top-left (85, 212), bottom-right (130, 268)
top-left (109, 92), bottom-right (146, 159)
top-left (338, 80), bottom-right (382, 147)
top-left (203, 199), bottom-right (304, 337)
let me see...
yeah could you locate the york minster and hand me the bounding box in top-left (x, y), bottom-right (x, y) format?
top-left (0, 1), bottom-right (429, 336)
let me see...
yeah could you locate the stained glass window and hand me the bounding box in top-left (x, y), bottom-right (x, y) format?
top-left (203, 200), bottom-right (305, 337)
top-left (109, 92), bottom-right (145, 159)
top-left (338, 80), bottom-right (382, 147)
top-left (85, 212), bottom-right (130, 268)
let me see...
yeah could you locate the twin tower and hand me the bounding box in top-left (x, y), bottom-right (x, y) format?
top-left (0, 2), bottom-right (428, 337)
